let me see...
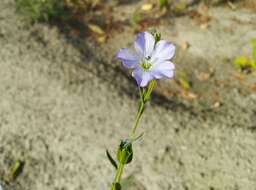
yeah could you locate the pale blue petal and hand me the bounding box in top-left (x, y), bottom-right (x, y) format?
top-left (150, 61), bottom-right (175, 79)
top-left (132, 67), bottom-right (153, 87)
top-left (117, 48), bottom-right (139, 68)
top-left (151, 40), bottom-right (175, 64)
top-left (134, 32), bottom-right (155, 58)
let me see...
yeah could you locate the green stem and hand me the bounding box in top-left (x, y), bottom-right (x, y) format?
top-left (115, 163), bottom-right (125, 182)
top-left (111, 163), bottom-right (125, 190)
top-left (130, 100), bottom-right (144, 138)
top-left (130, 81), bottom-right (156, 138)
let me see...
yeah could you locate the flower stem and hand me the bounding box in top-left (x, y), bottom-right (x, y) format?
top-left (130, 100), bottom-right (144, 138)
top-left (115, 163), bottom-right (125, 182)
top-left (110, 81), bottom-right (156, 190)
top-left (130, 80), bottom-right (156, 138)
top-left (111, 163), bottom-right (125, 190)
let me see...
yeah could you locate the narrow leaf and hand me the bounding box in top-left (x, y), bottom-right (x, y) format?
top-left (106, 150), bottom-right (118, 170)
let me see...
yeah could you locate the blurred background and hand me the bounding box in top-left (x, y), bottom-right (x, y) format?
top-left (0, 0), bottom-right (256, 189)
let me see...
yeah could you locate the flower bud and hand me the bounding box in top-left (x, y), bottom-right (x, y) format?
top-left (117, 139), bottom-right (133, 164)
top-left (149, 28), bottom-right (161, 43)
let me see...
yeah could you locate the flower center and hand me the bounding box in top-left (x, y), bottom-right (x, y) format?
top-left (141, 59), bottom-right (152, 70)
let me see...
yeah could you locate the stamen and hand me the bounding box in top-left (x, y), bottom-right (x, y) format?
top-left (141, 60), bottom-right (152, 70)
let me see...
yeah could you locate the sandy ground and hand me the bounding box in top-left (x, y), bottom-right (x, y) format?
top-left (0, 0), bottom-right (256, 190)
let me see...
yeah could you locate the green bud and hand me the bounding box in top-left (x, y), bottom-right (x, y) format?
top-left (154, 32), bottom-right (161, 43)
top-left (117, 139), bottom-right (133, 165)
top-left (149, 28), bottom-right (161, 44)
